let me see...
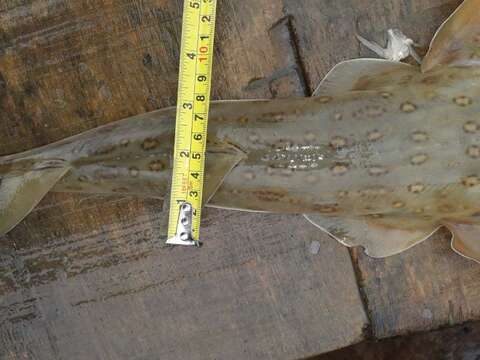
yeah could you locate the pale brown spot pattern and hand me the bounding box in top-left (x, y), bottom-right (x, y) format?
top-left (410, 153), bottom-right (428, 165)
top-left (400, 101), bottom-right (417, 113)
top-left (392, 201), bottom-right (405, 209)
top-left (462, 175), bottom-right (480, 187)
top-left (330, 136), bottom-right (347, 148)
top-left (464, 121), bottom-right (478, 134)
top-left (454, 95), bottom-right (473, 107)
top-left (411, 131), bottom-right (429, 142)
top-left (408, 183), bottom-right (425, 193)
top-left (142, 138), bottom-right (159, 151)
top-left (467, 145), bottom-right (480, 158)
top-left (331, 164), bottom-right (349, 176)
top-left (129, 167), bottom-right (139, 177)
top-left (367, 130), bottom-right (383, 142)
top-left (149, 160), bottom-right (165, 172)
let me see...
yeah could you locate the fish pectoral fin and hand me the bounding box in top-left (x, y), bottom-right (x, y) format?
top-left (312, 59), bottom-right (418, 96)
top-left (422, 0), bottom-right (480, 72)
top-left (304, 214), bottom-right (439, 258)
top-left (1, 164), bottom-right (71, 236)
top-left (203, 141), bottom-right (246, 204)
top-left (442, 221), bottom-right (480, 263)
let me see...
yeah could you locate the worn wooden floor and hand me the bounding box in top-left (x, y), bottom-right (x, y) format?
top-left (315, 320), bottom-right (480, 359)
top-left (1, 0), bottom-right (479, 359)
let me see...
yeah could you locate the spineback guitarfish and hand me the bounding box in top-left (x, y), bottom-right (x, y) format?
top-left (2, 0), bottom-right (480, 262)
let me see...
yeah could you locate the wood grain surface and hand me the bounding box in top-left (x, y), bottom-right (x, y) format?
top-left (0, 0), bottom-right (478, 359)
top-left (1, 205), bottom-right (367, 359)
top-left (315, 320), bottom-right (480, 360)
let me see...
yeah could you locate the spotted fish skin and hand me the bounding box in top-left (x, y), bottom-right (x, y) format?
top-left (54, 108), bottom-right (176, 198)
top-left (2, 65), bottom-right (478, 224)
top-left (3, 0), bottom-right (480, 262)
top-left (0, 107), bottom-right (177, 198)
top-left (1, 62), bottom-right (480, 260)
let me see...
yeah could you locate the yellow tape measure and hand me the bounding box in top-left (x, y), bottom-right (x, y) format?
top-left (167, 0), bottom-right (217, 245)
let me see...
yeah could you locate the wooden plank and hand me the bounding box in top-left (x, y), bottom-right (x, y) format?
top-left (352, 230), bottom-right (480, 338)
top-left (281, 0), bottom-right (462, 87)
top-left (0, 0), bottom-right (183, 154)
top-left (0, 0), bottom-right (368, 358)
top-left (282, 0), bottom-right (480, 339)
top-left (315, 319), bottom-right (480, 360)
top-left (1, 204), bottom-right (368, 359)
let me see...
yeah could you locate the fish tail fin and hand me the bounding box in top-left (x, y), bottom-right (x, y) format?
top-left (0, 155), bottom-right (71, 236)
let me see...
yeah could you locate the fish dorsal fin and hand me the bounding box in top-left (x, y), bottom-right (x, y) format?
top-left (304, 214), bottom-right (440, 258)
top-left (203, 141), bottom-right (246, 204)
top-left (313, 59), bottom-right (418, 96)
top-left (422, 0), bottom-right (480, 72)
top-left (442, 221), bottom-right (480, 263)
top-left (1, 164), bottom-right (70, 236)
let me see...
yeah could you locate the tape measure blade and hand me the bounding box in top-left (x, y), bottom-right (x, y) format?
top-left (167, 0), bottom-right (217, 241)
